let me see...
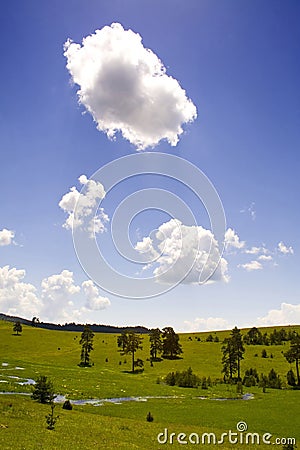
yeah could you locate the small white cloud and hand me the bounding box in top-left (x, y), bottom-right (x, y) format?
top-left (0, 229), bottom-right (15, 246)
top-left (135, 219), bottom-right (228, 285)
top-left (238, 260), bottom-right (263, 271)
top-left (224, 228), bottom-right (245, 251)
top-left (277, 241), bottom-right (294, 255)
top-left (258, 254), bottom-right (272, 261)
top-left (257, 302), bottom-right (300, 326)
top-left (82, 280), bottom-right (111, 310)
top-left (244, 246), bottom-right (263, 255)
top-left (59, 175), bottom-right (109, 237)
top-left (240, 202), bottom-right (256, 221)
top-left (183, 316), bottom-right (229, 332)
top-left (64, 22), bottom-right (197, 150)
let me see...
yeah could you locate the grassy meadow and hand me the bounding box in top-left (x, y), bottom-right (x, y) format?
top-left (0, 320), bottom-right (299, 449)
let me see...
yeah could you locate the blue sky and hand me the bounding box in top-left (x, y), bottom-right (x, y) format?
top-left (0, 0), bottom-right (299, 331)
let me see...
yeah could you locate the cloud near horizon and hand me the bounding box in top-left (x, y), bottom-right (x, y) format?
top-left (64, 22), bottom-right (197, 150)
top-left (0, 265), bottom-right (111, 323)
top-left (183, 316), bottom-right (230, 332)
top-left (257, 302), bottom-right (300, 326)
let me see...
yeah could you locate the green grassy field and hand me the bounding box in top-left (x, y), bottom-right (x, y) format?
top-left (0, 320), bottom-right (299, 449)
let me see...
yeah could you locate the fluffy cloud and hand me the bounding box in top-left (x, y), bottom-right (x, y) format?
top-left (258, 254), bottom-right (272, 261)
top-left (238, 260), bottom-right (262, 271)
top-left (64, 22), bottom-right (197, 150)
top-left (183, 316), bottom-right (229, 332)
top-left (257, 303), bottom-right (300, 326)
top-left (41, 270), bottom-right (81, 321)
top-left (0, 265), bottom-right (41, 318)
top-left (82, 280), bottom-right (111, 310)
top-left (59, 175), bottom-right (109, 237)
top-left (225, 228), bottom-right (245, 251)
top-left (135, 219), bottom-right (228, 284)
top-left (278, 241), bottom-right (294, 255)
top-left (0, 229), bottom-right (15, 246)
top-left (245, 246), bottom-right (264, 255)
top-left (0, 264), bottom-right (111, 322)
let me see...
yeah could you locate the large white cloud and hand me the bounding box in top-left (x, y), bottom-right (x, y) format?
top-left (59, 175), bottom-right (109, 237)
top-left (0, 265), bottom-right (41, 318)
top-left (257, 302), bottom-right (300, 326)
top-left (183, 316), bottom-right (229, 332)
top-left (135, 219), bottom-right (228, 284)
top-left (40, 270), bottom-right (81, 321)
top-left (64, 22), bottom-right (197, 150)
top-left (82, 280), bottom-right (111, 310)
top-left (0, 264), bottom-right (111, 322)
top-left (0, 229), bottom-right (15, 246)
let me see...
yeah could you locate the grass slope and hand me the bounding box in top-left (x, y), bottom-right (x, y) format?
top-left (0, 320), bottom-right (299, 449)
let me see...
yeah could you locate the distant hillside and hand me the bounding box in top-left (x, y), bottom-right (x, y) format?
top-left (0, 312), bottom-right (150, 334)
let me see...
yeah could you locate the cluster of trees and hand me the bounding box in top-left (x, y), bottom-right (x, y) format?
top-left (243, 326), bottom-right (297, 346)
top-left (242, 367), bottom-right (282, 389)
top-left (221, 326), bottom-right (300, 389)
top-left (117, 327), bottom-right (182, 373)
top-left (205, 334), bottom-right (219, 342)
top-left (165, 367), bottom-right (204, 388)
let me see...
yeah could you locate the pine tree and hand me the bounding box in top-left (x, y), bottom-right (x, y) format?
top-left (162, 327), bottom-right (182, 359)
top-left (79, 325), bottom-right (94, 367)
top-left (31, 376), bottom-right (56, 404)
top-left (230, 327), bottom-right (245, 381)
top-left (13, 321), bottom-right (22, 336)
top-left (221, 337), bottom-right (238, 381)
top-left (149, 328), bottom-right (163, 361)
top-left (118, 331), bottom-right (143, 373)
top-left (284, 335), bottom-right (300, 386)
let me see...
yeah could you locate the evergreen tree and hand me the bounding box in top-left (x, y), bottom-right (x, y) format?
top-left (244, 327), bottom-right (263, 345)
top-left (287, 369), bottom-right (296, 387)
top-left (117, 332), bottom-right (128, 352)
top-left (31, 376), bottom-right (56, 404)
top-left (284, 335), bottom-right (300, 386)
top-left (162, 327), bottom-right (182, 359)
top-left (118, 331), bottom-right (143, 373)
top-left (221, 337), bottom-right (238, 381)
top-left (79, 325), bottom-right (94, 367)
top-left (13, 321), bottom-right (22, 336)
top-left (230, 327), bottom-right (245, 381)
top-left (149, 328), bottom-right (163, 361)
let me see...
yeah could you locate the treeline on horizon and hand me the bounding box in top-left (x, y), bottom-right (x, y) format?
top-left (0, 313), bottom-right (149, 334)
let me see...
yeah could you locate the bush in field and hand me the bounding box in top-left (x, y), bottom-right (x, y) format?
top-left (268, 368), bottom-right (282, 389)
top-left (62, 400), bottom-right (72, 410)
top-left (243, 368), bottom-right (259, 387)
top-left (287, 369), bottom-right (296, 387)
top-left (259, 369), bottom-right (282, 390)
top-left (165, 367), bottom-right (200, 388)
top-left (261, 349), bottom-right (268, 358)
top-left (146, 412), bottom-right (154, 422)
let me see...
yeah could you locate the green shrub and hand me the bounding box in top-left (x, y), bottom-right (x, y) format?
top-left (165, 367), bottom-right (200, 388)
